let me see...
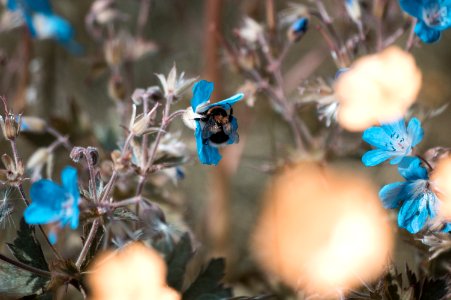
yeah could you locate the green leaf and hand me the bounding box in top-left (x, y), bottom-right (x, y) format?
top-left (183, 258), bottom-right (232, 300)
top-left (7, 219), bottom-right (48, 271)
top-left (166, 233), bottom-right (194, 291)
top-left (0, 260), bottom-right (48, 297)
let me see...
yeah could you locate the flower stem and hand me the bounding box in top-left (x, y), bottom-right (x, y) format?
top-left (11, 139), bottom-right (63, 260)
top-left (75, 218), bottom-right (100, 269)
top-left (0, 253), bottom-right (52, 278)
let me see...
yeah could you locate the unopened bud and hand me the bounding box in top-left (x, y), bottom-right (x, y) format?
top-left (0, 113), bottom-right (21, 140)
top-left (87, 147), bottom-right (99, 166)
top-left (26, 148), bottom-right (49, 170)
top-left (70, 146), bottom-right (85, 163)
top-left (21, 116), bottom-right (47, 133)
top-left (108, 75), bottom-right (127, 103)
top-left (105, 37), bottom-right (125, 67)
top-left (345, 0), bottom-right (361, 24)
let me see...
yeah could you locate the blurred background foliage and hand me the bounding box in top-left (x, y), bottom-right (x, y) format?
top-left (0, 0), bottom-right (451, 299)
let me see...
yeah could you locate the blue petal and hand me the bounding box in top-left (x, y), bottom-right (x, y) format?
top-left (409, 203), bottom-right (429, 233)
top-left (398, 198), bottom-right (420, 233)
top-left (381, 118), bottom-right (406, 137)
top-left (48, 230), bottom-right (57, 245)
top-left (194, 121), bottom-right (221, 165)
top-left (61, 166), bottom-right (80, 229)
top-left (379, 182), bottom-right (406, 209)
top-left (24, 0), bottom-right (52, 14)
top-left (67, 205), bottom-right (79, 229)
top-left (415, 21), bottom-right (441, 43)
top-left (30, 179), bottom-right (66, 208)
top-left (362, 126), bottom-right (390, 149)
top-left (8, 0), bottom-right (52, 14)
top-left (191, 80), bottom-right (214, 111)
top-left (407, 117), bottom-right (424, 147)
top-left (361, 149), bottom-right (392, 166)
top-left (442, 223), bottom-right (451, 232)
top-left (61, 166), bottom-right (79, 202)
top-left (291, 17), bottom-right (308, 34)
top-left (398, 157), bottom-right (428, 180)
top-left (198, 93), bottom-right (244, 113)
top-left (6, 0), bottom-right (17, 10)
top-left (24, 203), bottom-right (61, 224)
top-left (25, 179), bottom-right (66, 224)
top-left (226, 117), bottom-right (239, 145)
top-left (390, 155), bottom-right (407, 165)
top-left (399, 0), bottom-right (423, 18)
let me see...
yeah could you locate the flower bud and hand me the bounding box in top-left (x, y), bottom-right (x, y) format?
top-left (21, 116), bottom-right (47, 133)
top-left (108, 75), bottom-right (127, 103)
top-left (26, 148), bottom-right (49, 170)
top-left (105, 37), bottom-right (125, 67)
top-left (344, 0), bottom-right (361, 24)
top-left (0, 113), bottom-right (21, 140)
top-left (70, 147), bottom-right (85, 163)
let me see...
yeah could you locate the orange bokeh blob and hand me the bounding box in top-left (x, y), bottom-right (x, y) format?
top-left (87, 242), bottom-right (180, 300)
top-left (431, 157), bottom-right (451, 221)
top-left (335, 46), bottom-right (422, 131)
top-left (252, 162), bottom-right (393, 296)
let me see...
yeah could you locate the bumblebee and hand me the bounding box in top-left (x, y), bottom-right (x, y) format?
top-left (196, 105), bottom-right (239, 147)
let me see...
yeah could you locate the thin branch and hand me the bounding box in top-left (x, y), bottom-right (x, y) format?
top-left (75, 218), bottom-right (100, 269)
top-left (0, 253), bottom-right (51, 278)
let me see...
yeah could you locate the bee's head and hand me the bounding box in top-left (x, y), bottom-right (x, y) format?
top-left (207, 107), bottom-right (229, 124)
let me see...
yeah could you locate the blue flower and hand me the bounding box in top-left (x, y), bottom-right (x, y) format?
top-left (379, 157), bottom-right (448, 233)
top-left (6, 0), bottom-right (82, 53)
top-left (24, 166), bottom-right (80, 244)
top-left (399, 0), bottom-right (451, 43)
top-left (362, 118), bottom-right (423, 167)
top-left (190, 80), bottom-right (244, 165)
top-left (287, 17), bottom-right (308, 42)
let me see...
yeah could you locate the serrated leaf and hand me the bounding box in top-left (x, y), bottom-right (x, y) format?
top-left (0, 260), bottom-right (48, 297)
top-left (419, 276), bottom-right (449, 300)
top-left (7, 219), bottom-right (48, 271)
top-left (113, 207), bottom-right (139, 222)
top-left (183, 258), bottom-right (232, 300)
top-left (166, 233), bottom-right (194, 291)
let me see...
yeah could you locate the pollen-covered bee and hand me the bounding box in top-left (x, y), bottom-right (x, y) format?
top-left (196, 105), bottom-right (239, 147)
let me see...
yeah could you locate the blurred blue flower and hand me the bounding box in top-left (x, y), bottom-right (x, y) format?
top-left (362, 118), bottom-right (423, 167)
top-left (190, 80), bottom-right (243, 165)
top-left (399, 0), bottom-right (451, 43)
top-left (287, 17), bottom-right (308, 42)
top-left (6, 0), bottom-right (82, 53)
top-left (379, 157), bottom-right (450, 233)
top-left (24, 166), bottom-right (80, 244)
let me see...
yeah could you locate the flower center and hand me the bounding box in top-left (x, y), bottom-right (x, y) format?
top-left (423, 4), bottom-right (448, 27)
top-left (386, 132), bottom-right (411, 154)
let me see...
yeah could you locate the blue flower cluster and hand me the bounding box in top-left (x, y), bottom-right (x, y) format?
top-left (362, 118), bottom-right (450, 233)
top-left (399, 0), bottom-right (451, 43)
top-left (24, 166), bottom-right (80, 244)
top-left (6, 0), bottom-right (82, 53)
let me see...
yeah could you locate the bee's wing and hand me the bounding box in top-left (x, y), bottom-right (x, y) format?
top-left (197, 93), bottom-right (244, 113)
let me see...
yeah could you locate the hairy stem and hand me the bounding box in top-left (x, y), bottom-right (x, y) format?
top-left (0, 253), bottom-right (51, 278)
top-left (75, 218), bottom-right (100, 269)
